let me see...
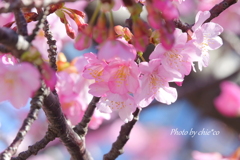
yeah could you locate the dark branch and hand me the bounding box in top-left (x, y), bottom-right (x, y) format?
top-left (11, 127), bottom-right (57, 160)
top-left (42, 90), bottom-right (93, 160)
top-left (13, 8), bottom-right (28, 36)
top-left (73, 97), bottom-right (100, 137)
top-left (42, 19), bottom-right (58, 72)
top-left (205, 0), bottom-right (238, 23)
top-left (27, 7), bottom-right (50, 43)
top-left (103, 108), bottom-right (141, 160)
top-left (174, 19), bottom-right (192, 33)
top-left (0, 45), bottom-right (10, 53)
top-left (0, 88), bottom-right (45, 160)
top-left (0, 27), bottom-right (30, 58)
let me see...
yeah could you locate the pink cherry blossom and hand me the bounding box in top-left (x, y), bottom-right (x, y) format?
top-left (135, 59), bottom-right (178, 107)
top-left (0, 62), bottom-right (40, 109)
top-left (97, 93), bottom-right (137, 123)
top-left (214, 81), bottom-right (240, 117)
top-left (150, 28), bottom-right (199, 79)
top-left (82, 52), bottom-right (108, 82)
top-left (97, 38), bottom-right (136, 61)
top-left (191, 11), bottom-right (224, 71)
top-left (104, 59), bottom-right (140, 95)
top-left (86, 58), bottom-right (140, 96)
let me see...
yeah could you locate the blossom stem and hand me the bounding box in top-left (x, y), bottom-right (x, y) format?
top-left (89, 1), bottom-right (101, 26)
top-left (108, 11), bottom-right (115, 39)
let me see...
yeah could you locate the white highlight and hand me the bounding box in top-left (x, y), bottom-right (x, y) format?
top-left (16, 35), bottom-right (30, 50)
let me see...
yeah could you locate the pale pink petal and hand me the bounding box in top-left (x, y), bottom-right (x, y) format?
top-left (207, 36), bottom-right (223, 50)
top-left (192, 11), bottom-right (210, 31)
top-left (97, 98), bottom-right (113, 114)
top-left (118, 105), bottom-right (134, 123)
top-left (174, 29), bottom-right (187, 46)
top-left (139, 59), bottom-right (161, 74)
top-left (149, 44), bottom-right (166, 59)
top-left (10, 82), bottom-right (31, 109)
top-left (89, 82), bottom-right (109, 97)
top-left (18, 63), bottom-right (40, 91)
top-left (135, 76), bottom-right (155, 108)
top-left (155, 87), bottom-right (177, 105)
top-left (74, 56), bottom-right (89, 72)
top-left (108, 77), bottom-right (128, 94)
top-left (201, 22), bottom-right (224, 37)
top-left (194, 29), bottom-right (204, 44)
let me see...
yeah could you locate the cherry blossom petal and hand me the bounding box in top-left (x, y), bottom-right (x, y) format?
top-left (155, 87), bottom-right (177, 105)
top-left (89, 82), bottom-right (109, 97)
top-left (149, 44), bottom-right (166, 59)
top-left (207, 36), bottom-right (223, 50)
top-left (192, 11), bottom-right (210, 31)
top-left (202, 22), bottom-right (224, 37)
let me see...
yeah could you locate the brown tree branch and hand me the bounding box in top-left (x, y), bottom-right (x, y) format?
top-left (11, 127), bottom-right (57, 160)
top-left (73, 97), bottom-right (100, 137)
top-left (103, 108), bottom-right (141, 160)
top-left (205, 0), bottom-right (239, 23)
top-left (42, 90), bottom-right (93, 160)
top-left (0, 88), bottom-right (45, 160)
top-left (42, 19), bottom-right (58, 72)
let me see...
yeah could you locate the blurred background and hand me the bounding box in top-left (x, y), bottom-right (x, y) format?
top-left (1, 0), bottom-right (240, 159)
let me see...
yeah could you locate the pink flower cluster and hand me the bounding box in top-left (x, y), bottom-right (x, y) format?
top-left (0, 55), bottom-right (40, 108)
top-left (80, 11), bottom-right (223, 122)
top-left (56, 55), bottom-right (110, 129)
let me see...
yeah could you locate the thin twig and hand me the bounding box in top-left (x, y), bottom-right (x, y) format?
top-left (0, 88), bottom-right (45, 160)
top-left (11, 127), bottom-right (57, 160)
top-left (73, 97), bottom-right (100, 137)
top-left (27, 7), bottom-right (50, 43)
top-left (42, 19), bottom-right (58, 72)
top-left (103, 108), bottom-right (141, 160)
